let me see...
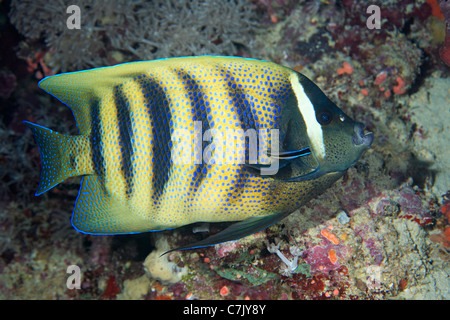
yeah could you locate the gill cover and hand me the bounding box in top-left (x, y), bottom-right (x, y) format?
top-left (250, 71), bottom-right (374, 182)
top-left (287, 72), bottom-right (373, 182)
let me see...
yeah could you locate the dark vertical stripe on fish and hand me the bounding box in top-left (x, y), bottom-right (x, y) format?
top-left (113, 85), bottom-right (134, 198)
top-left (90, 98), bottom-right (106, 184)
top-left (139, 75), bottom-right (172, 204)
top-left (221, 74), bottom-right (253, 201)
top-left (224, 73), bottom-right (260, 165)
top-left (228, 78), bottom-right (257, 130)
top-left (178, 70), bottom-right (210, 193)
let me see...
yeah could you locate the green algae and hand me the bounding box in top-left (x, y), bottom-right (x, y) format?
top-left (292, 263), bottom-right (311, 277)
top-left (215, 265), bottom-right (278, 286)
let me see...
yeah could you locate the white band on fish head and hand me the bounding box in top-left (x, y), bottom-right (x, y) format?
top-left (289, 73), bottom-right (326, 160)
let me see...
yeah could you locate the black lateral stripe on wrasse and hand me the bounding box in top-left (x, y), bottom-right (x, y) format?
top-left (140, 74), bottom-right (173, 204)
top-left (113, 85), bottom-right (134, 198)
top-left (89, 98), bottom-right (106, 181)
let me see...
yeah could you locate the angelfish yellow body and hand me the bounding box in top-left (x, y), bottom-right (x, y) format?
top-left (25, 56), bottom-right (373, 251)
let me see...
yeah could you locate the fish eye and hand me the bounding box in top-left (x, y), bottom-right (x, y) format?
top-left (317, 111), bottom-right (333, 125)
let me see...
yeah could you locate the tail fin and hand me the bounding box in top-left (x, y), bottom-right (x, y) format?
top-left (24, 121), bottom-right (93, 195)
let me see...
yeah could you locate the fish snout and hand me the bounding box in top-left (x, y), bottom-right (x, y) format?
top-left (352, 122), bottom-right (374, 147)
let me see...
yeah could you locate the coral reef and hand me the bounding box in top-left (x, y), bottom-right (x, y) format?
top-left (143, 237), bottom-right (187, 284)
top-left (9, 0), bottom-right (258, 72)
top-left (408, 75), bottom-right (450, 198)
top-left (0, 69), bottom-right (16, 99)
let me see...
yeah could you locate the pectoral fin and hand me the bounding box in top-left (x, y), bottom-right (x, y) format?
top-left (285, 166), bottom-right (322, 182)
top-left (243, 147), bottom-right (313, 179)
top-left (163, 212), bottom-right (289, 255)
top-left (270, 148), bottom-right (311, 160)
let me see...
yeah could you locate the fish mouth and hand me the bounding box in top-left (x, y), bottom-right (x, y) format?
top-left (352, 122), bottom-right (374, 147)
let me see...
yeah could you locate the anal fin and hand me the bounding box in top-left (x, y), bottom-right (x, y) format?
top-left (72, 175), bottom-right (146, 234)
top-left (164, 212), bottom-right (289, 255)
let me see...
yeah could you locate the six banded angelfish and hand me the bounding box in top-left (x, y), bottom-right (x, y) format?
top-left (24, 56), bottom-right (373, 252)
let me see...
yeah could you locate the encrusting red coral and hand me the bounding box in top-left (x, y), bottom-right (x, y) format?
top-left (321, 228), bottom-right (340, 245)
top-left (428, 0), bottom-right (445, 19)
top-left (337, 61), bottom-right (353, 75)
top-left (393, 76), bottom-right (407, 95)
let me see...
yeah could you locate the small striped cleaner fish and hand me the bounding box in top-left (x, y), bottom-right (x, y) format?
top-left (25, 56), bottom-right (373, 252)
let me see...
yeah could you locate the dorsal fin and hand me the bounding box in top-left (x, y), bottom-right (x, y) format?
top-left (37, 61), bottom-right (156, 135)
top-left (39, 72), bottom-right (96, 136)
top-left (37, 56), bottom-right (274, 136)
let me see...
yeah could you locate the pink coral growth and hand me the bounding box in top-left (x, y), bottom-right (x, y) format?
top-left (368, 183), bottom-right (434, 226)
top-left (304, 242), bottom-right (348, 274)
top-left (215, 241), bottom-right (240, 258)
top-left (90, 236), bottom-right (113, 265)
